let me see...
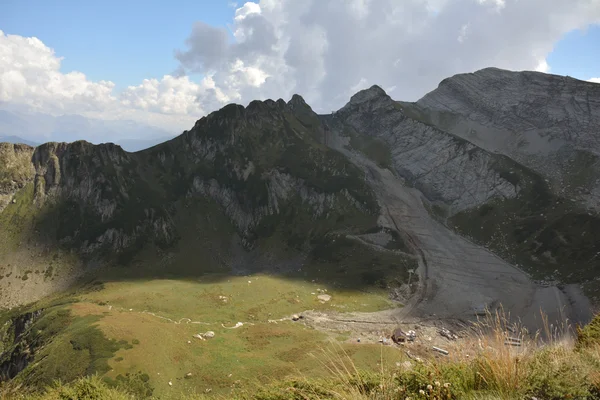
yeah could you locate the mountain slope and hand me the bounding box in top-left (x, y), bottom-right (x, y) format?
top-left (406, 67), bottom-right (600, 211)
top-left (321, 84), bottom-right (593, 327)
top-left (1, 68), bottom-right (599, 397)
top-left (399, 69), bottom-right (600, 301)
top-left (331, 79), bottom-right (600, 302)
top-left (0, 95), bottom-right (415, 308)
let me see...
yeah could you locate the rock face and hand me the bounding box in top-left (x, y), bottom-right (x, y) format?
top-left (29, 141), bottom-right (176, 255)
top-left (334, 85), bottom-right (518, 214)
top-left (0, 310), bottom-right (42, 380)
top-left (328, 70), bottom-right (599, 301)
top-left (412, 67), bottom-right (600, 211)
top-left (164, 97), bottom-right (377, 244)
top-left (0, 95), bottom-right (378, 265)
top-left (0, 143), bottom-right (34, 213)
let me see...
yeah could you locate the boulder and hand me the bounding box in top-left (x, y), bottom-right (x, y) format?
top-left (317, 294), bottom-right (331, 303)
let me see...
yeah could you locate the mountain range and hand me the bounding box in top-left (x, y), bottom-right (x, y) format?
top-left (1, 67), bottom-right (599, 396)
top-left (0, 110), bottom-right (176, 152)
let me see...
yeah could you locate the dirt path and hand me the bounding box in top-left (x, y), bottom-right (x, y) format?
top-left (327, 132), bottom-right (589, 333)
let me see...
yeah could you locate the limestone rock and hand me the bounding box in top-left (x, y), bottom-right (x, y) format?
top-left (317, 294), bottom-right (331, 303)
top-left (415, 68), bottom-right (600, 211)
top-left (336, 85), bottom-right (518, 214)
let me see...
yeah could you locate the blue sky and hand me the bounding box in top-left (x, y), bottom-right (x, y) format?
top-left (0, 0), bottom-right (237, 89)
top-left (547, 25), bottom-right (600, 80)
top-left (2, 0), bottom-right (599, 91)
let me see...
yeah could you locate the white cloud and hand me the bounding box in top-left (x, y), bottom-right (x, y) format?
top-left (174, 0), bottom-right (600, 111)
top-left (477, 0), bottom-right (506, 11)
top-left (589, 77), bottom-right (600, 84)
top-left (457, 23), bottom-right (470, 43)
top-left (0, 30), bottom-right (116, 113)
top-left (535, 59), bottom-right (551, 73)
top-left (0, 30), bottom-right (205, 132)
top-left (234, 2), bottom-right (262, 21)
top-left (2, 0), bottom-right (600, 140)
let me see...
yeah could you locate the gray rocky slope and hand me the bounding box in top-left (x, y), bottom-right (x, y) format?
top-left (334, 85), bottom-right (519, 215)
top-left (327, 70), bottom-right (600, 308)
top-left (409, 67), bottom-right (600, 211)
top-left (323, 128), bottom-right (591, 331)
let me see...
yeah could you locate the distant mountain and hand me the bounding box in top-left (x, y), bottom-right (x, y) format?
top-left (0, 135), bottom-right (39, 147)
top-left (112, 136), bottom-right (174, 152)
top-left (0, 109), bottom-right (176, 148)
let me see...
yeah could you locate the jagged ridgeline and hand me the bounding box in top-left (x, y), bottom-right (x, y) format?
top-left (0, 95), bottom-right (416, 305)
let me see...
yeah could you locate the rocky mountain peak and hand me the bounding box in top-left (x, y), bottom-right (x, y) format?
top-left (348, 85), bottom-right (389, 105)
top-left (422, 67), bottom-right (600, 112)
top-left (286, 94), bottom-right (312, 113)
top-left (337, 85), bottom-right (397, 118)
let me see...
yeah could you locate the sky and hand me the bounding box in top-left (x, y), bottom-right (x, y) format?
top-left (0, 0), bottom-right (599, 138)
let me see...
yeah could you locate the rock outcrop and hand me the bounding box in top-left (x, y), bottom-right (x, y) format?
top-left (0, 143), bottom-right (35, 213)
top-left (412, 67), bottom-right (600, 211)
top-left (334, 85), bottom-right (518, 214)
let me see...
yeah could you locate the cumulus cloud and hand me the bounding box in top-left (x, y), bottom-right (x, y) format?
top-left (535, 60), bottom-right (551, 73)
top-left (174, 0), bottom-right (600, 113)
top-left (0, 30), bottom-right (116, 113)
top-left (0, 30), bottom-right (203, 132)
top-left (2, 0), bottom-right (600, 138)
top-left (589, 77), bottom-right (600, 84)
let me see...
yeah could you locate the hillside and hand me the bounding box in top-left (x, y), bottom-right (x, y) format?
top-left (0, 67), bottom-right (599, 398)
top-left (1, 95), bottom-right (413, 308)
top-left (396, 69), bottom-right (600, 301)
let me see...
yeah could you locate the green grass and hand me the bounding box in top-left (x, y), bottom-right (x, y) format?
top-left (0, 306), bottom-right (131, 389)
top-left (5, 313), bottom-right (599, 399)
top-left (0, 274), bottom-right (403, 398)
top-left (80, 274), bottom-right (396, 324)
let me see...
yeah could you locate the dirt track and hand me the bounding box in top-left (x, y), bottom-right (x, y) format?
top-left (329, 134), bottom-right (592, 333)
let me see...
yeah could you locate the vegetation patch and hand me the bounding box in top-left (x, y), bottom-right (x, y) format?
top-left (307, 235), bottom-right (416, 291)
top-left (577, 313), bottom-right (600, 350)
top-left (1, 305), bottom-right (129, 389)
